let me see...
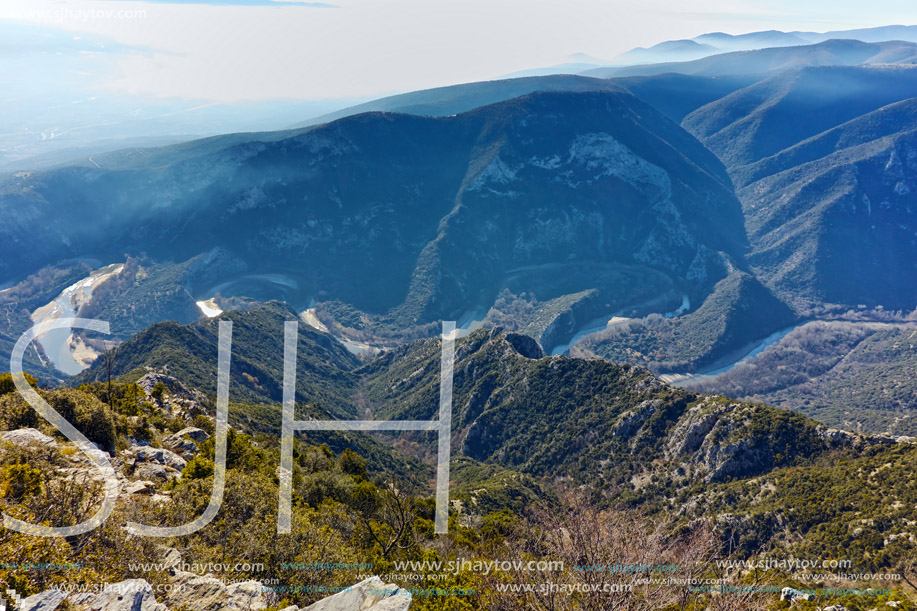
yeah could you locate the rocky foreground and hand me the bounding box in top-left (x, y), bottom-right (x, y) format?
top-left (17, 575), bottom-right (411, 611)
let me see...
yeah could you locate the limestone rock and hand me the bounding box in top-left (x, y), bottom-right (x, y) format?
top-left (124, 480), bottom-right (156, 495)
top-left (164, 570), bottom-right (267, 611)
top-left (613, 399), bottom-right (660, 439)
top-left (1, 428), bottom-right (56, 447)
top-left (173, 427), bottom-right (209, 443)
top-left (130, 446), bottom-right (187, 470)
top-left (301, 576), bottom-right (411, 611)
top-left (19, 589), bottom-right (67, 611)
top-left (68, 578), bottom-right (167, 611)
top-left (163, 427), bottom-right (209, 455)
top-left (137, 372), bottom-right (209, 419)
top-left (156, 546), bottom-right (183, 570)
top-left (780, 586), bottom-right (815, 602)
top-left (133, 463), bottom-right (182, 482)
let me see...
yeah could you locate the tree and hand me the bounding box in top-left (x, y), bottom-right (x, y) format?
top-left (353, 477), bottom-right (417, 558)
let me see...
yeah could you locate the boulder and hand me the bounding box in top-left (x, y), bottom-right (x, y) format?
top-left (173, 427), bottom-right (209, 443)
top-left (302, 576), bottom-right (411, 611)
top-left (19, 589), bottom-right (67, 611)
top-left (130, 446), bottom-right (187, 470)
top-left (163, 427), bottom-right (209, 455)
top-left (124, 480), bottom-right (156, 495)
top-left (156, 546), bottom-right (183, 570)
top-left (133, 463), bottom-right (182, 482)
top-left (1, 428), bottom-right (56, 447)
top-left (164, 570), bottom-right (267, 611)
top-left (68, 579), bottom-right (167, 611)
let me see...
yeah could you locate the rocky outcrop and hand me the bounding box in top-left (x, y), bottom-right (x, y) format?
top-left (68, 579), bottom-right (167, 611)
top-left (613, 399), bottom-right (661, 439)
top-left (701, 437), bottom-right (769, 482)
top-left (666, 402), bottom-right (731, 458)
top-left (19, 580), bottom-right (169, 611)
top-left (129, 446), bottom-right (187, 469)
top-left (163, 570), bottom-right (267, 611)
top-left (19, 589), bottom-right (67, 611)
top-left (284, 577), bottom-right (411, 611)
top-left (123, 445), bottom-right (186, 482)
top-left (137, 373), bottom-right (209, 419)
top-left (1, 428), bottom-right (56, 447)
top-left (503, 333), bottom-right (544, 360)
top-left (163, 427), bottom-right (209, 456)
top-left (816, 427), bottom-right (858, 448)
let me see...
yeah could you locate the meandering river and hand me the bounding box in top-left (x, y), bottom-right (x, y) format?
top-left (30, 264), bottom-right (123, 375)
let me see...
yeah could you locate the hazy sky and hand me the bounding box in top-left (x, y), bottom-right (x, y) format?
top-left (2, 0), bottom-right (917, 102)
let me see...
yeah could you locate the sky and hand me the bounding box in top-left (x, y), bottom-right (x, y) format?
top-left (2, 0), bottom-right (917, 103)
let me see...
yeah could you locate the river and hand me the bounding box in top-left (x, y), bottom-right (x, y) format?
top-left (658, 322), bottom-right (807, 387)
top-left (30, 263), bottom-right (124, 375)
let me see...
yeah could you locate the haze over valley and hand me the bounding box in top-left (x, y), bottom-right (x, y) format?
top-left (2, 9), bottom-right (917, 610)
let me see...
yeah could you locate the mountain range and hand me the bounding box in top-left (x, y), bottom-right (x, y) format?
top-left (610, 25), bottom-right (917, 66)
top-left (0, 90), bottom-right (745, 350)
top-left (0, 29), bottom-right (914, 437)
top-left (3, 23), bottom-right (917, 610)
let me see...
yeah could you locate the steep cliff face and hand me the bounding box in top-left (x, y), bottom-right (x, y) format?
top-left (0, 91), bottom-right (747, 339)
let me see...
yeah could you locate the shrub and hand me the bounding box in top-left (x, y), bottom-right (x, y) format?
top-left (2, 463), bottom-right (43, 501)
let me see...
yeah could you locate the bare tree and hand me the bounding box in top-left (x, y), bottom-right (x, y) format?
top-left (481, 490), bottom-right (721, 611)
top-left (355, 477), bottom-right (418, 558)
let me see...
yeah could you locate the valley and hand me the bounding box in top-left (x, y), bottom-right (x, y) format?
top-left (2, 21), bottom-right (917, 610)
top-left (29, 263), bottom-right (123, 375)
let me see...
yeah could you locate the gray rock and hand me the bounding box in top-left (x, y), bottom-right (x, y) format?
top-left (136, 373), bottom-right (209, 418)
top-left (133, 463), bottom-right (182, 482)
top-left (163, 427), bottom-right (209, 455)
top-left (703, 437), bottom-right (769, 482)
top-left (19, 589), bottom-right (67, 611)
top-left (817, 427), bottom-right (858, 447)
top-left (130, 446), bottom-right (187, 470)
top-left (1, 428), bottom-right (56, 447)
top-left (156, 546), bottom-right (183, 570)
top-left (302, 576), bottom-right (411, 611)
top-left (613, 400), bottom-right (660, 439)
top-left (68, 578), bottom-right (167, 611)
top-left (666, 405), bottom-right (723, 458)
top-left (173, 427), bottom-right (209, 442)
top-left (164, 570), bottom-right (267, 611)
top-left (124, 480), bottom-right (156, 495)
top-left (164, 436), bottom-right (198, 455)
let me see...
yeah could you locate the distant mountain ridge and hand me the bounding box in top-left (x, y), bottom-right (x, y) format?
top-left (0, 90), bottom-right (746, 347)
top-left (584, 39), bottom-right (917, 79)
top-left (607, 25), bottom-right (917, 67)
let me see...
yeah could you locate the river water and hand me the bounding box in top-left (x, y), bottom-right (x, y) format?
top-left (658, 323), bottom-right (806, 387)
top-left (30, 264), bottom-right (123, 376)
